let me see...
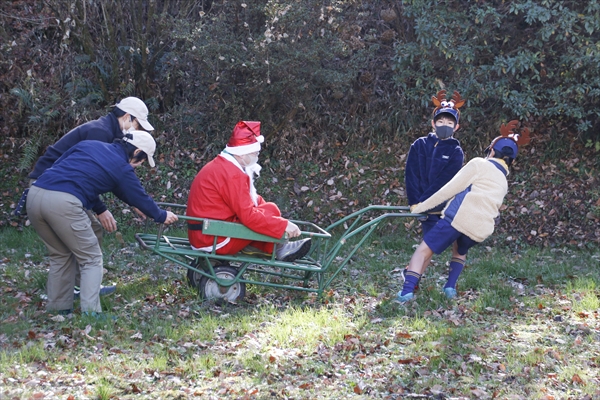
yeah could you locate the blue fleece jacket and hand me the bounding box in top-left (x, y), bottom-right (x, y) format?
top-left (32, 141), bottom-right (166, 223)
top-left (29, 113), bottom-right (123, 180)
top-left (405, 133), bottom-right (464, 212)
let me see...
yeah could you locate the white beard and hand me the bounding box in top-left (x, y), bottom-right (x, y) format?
top-left (245, 163), bottom-right (262, 206)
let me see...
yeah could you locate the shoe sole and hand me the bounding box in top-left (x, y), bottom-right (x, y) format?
top-left (280, 240), bottom-right (311, 262)
top-left (240, 249), bottom-right (272, 258)
top-left (443, 288), bottom-right (457, 299)
top-left (394, 293), bottom-right (415, 304)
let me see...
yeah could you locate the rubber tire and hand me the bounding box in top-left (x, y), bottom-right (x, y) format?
top-left (187, 260), bottom-right (235, 290)
top-left (186, 259), bottom-right (206, 290)
top-left (198, 265), bottom-right (246, 303)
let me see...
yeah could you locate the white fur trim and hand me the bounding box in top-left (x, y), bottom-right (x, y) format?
top-left (219, 152), bottom-right (244, 171)
top-left (225, 141), bottom-right (261, 155)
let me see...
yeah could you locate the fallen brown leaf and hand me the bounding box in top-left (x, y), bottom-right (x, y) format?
top-left (572, 373), bottom-right (585, 385)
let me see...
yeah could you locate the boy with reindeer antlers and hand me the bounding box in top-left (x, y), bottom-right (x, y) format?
top-left (403, 90), bottom-right (466, 294)
top-left (397, 121), bottom-right (530, 303)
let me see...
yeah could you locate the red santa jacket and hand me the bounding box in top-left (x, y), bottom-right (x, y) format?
top-left (186, 155), bottom-right (288, 249)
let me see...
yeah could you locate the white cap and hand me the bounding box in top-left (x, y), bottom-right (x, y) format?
top-left (115, 97), bottom-right (155, 131)
top-left (124, 130), bottom-right (157, 167)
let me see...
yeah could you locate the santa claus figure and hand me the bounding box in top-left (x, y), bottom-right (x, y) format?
top-left (186, 121), bottom-right (311, 261)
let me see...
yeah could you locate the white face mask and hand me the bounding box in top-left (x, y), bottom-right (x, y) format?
top-left (241, 153), bottom-right (259, 168)
top-left (122, 121), bottom-right (131, 135)
top-left (122, 116), bottom-right (136, 135)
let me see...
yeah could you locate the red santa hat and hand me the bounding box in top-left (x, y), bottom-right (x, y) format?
top-left (225, 121), bottom-right (264, 155)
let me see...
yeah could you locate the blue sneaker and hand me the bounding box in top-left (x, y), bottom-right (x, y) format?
top-left (394, 291), bottom-right (415, 304)
top-left (74, 285), bottom-right (116, 300)
top-left (443, 287), bottom-right (457, 299)
top-left (99, 285), bottom-right (116, 296)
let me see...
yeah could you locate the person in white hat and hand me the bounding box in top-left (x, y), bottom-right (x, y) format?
top-left (187, 121), bottom-right (311, 262)
top-left (26, 131), bottom-right (178, 318)
top-left (29, 96), bottom-right (155, 182)
top-left (24, 97), bottom-right (155, 297)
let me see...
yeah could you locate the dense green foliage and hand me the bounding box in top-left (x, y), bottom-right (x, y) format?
top-left (2, 0), bottom-right (599, 163)
top-left (1, 0), bottom-right (599, 246)
top-left (392, 0), bottom-right (600, 147)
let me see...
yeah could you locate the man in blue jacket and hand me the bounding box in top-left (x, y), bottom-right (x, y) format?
top-left (29, 97), bottom-right (154, 233)
top-left (27, 97), bottom-right (154, 296)
top-left (27, 131), bottom-right (178, 316)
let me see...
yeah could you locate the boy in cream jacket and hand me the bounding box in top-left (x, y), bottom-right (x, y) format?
top-left (397, 121), bottom-right (530, 303)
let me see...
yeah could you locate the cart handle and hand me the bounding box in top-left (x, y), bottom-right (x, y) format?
top-left (289, 220), bottom-right (332, 239)
top-left (325, 205), bottom-right (411, 231)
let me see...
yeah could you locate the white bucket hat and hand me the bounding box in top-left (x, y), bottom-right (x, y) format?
top-left (124, 130), bottom-right (156, 167)
top-left (115, 97), bottom-right (155, 131)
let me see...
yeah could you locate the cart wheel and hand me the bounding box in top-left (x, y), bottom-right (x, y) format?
top-left (186, 259), bottom-right (227, 289)
top-left (186, 259), bottom-right (205, 290)
top-left (199, 265), bottom-right (246, 303)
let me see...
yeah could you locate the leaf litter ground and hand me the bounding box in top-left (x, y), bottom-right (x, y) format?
top-left (1, 228), bottom-right (599, 399)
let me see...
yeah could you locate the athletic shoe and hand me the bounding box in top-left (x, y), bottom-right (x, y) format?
top-left (74, 285), bottom-right (116, 300)
top-left (275, 238), bottom-right (312, 262)
top-left (401, 267), bottom-right (419, 291)
top-left (443, 287), bottom-right (457, 299)
top-left (394, 291), bottom-right (415, 304)
top-left (99, 285), bottom-right (116, 296)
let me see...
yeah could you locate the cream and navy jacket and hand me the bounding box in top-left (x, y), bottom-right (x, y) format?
top-left (412, 157), bottom-right (509, 242)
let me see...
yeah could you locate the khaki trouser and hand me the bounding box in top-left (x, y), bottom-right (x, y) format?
top-left (79, 210), bottom-right (103, 285)
top-left (27, 186), bottom-right (103, 312)
top-left (30, 179), bottom-right (103, 285)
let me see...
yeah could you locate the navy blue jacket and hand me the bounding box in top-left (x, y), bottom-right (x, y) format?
top-left (29, 114), bottom-right (123, 180)
top-left (32, 141), bottom-right (166, 223)
top-left (405, 133), bottom-right (464, 213)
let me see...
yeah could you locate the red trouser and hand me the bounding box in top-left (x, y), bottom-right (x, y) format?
top-left (191, 202), bottom-right (281, 255)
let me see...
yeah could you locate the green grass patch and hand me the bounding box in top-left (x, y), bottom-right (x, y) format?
top-left (1, 223), bottom-right (599, 398)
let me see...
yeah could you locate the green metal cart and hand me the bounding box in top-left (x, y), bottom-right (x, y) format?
top-left (135, 204), bottom-right (421, 302)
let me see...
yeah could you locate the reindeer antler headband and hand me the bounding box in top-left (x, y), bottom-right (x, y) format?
top-left (487, 120), bottom-right (531, 158)
top-left (432, 90), bottom-right (466, 123)
top-left (491, 120), bottom-right (531, 147)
